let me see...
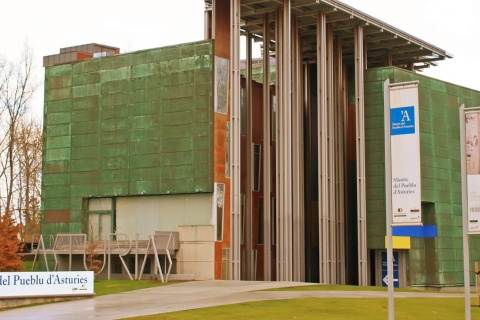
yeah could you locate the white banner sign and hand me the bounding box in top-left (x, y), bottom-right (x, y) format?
top-left (0, 271), bottom-right (94, 298)
top-left (465, 111), bottom-right (480, 233)
top-left (389, 82), bottom-right (422, 225)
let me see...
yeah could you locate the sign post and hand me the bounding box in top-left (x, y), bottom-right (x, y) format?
top-left (459, 104), bottom-right (480, 320)
top-left (384, 79), bottom-right (394, 320)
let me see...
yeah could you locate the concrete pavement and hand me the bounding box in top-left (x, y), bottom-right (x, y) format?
top-left (0, 280), bottom-right (465, 320)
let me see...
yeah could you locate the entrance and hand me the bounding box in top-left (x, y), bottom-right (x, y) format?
top-left (375, 250), bottom-right (407, 287)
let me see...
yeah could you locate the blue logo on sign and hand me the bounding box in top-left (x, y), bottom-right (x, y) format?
top-left (391, 106), bottom-right (415, 135)
top-left (381, 251), bottom-right (399, 287)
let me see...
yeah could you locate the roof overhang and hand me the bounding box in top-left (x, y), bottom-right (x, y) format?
top-left (207, 0), bottom-right (453, 70)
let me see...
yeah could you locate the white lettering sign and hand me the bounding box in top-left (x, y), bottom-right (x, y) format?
top-left (0, 271), bottom-right (94, 298)
top-left (389, 82), bottom-right (422, 225)
top-left (465, 111), bottom-right (480, 233)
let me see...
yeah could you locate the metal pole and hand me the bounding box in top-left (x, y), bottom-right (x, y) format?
top-left (336, 38), bottom-right (346, 284)
top-left (317, 11), bottom-right (329, 284)
top-left (293, 20), bottom-right (305, 281)
top-left (262, 12), bottom-right (272, 282)
top-left (292, 16), bottom-right (305, 282)
top-left (282, 0), bottom-right (293, 281)
top-left (275, 6), bottom-right (284, 280)
top-left (230, 0), bottom-right (241, 281)
top-left (384, 79), bottom-right (394, 320)
top-left (460, 104), bottom-right (471, 320)
top-left (135, 233), bottom-right (140, 280)
top-left (355, 25), bottom-right (368, 286)
top-left (327, 24), bottom-right (336, 283)
top-left (204, 3), bottom-right (211, 40)
top-left (107, 234), bottom-right (111, 280)
top-left (69, 235), bottom-right (72, 271)
top-left (245, 32), bottom-right (253, 280)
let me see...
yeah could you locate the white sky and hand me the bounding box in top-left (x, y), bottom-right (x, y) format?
top-left (1, 0), bottom-right (479, 119)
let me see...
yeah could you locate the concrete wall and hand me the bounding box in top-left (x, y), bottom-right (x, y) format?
top-left (176, 225), bottom-right (215, 280)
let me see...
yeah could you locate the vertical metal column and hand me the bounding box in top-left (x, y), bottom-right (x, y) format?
top-left (245, 33), bottom-right (254, 280)
top-left (291, 13), bottom-right (299, 282)
top-left (303, 61), bottom-right (312, 283)
top-left (335, 38), bottom-right (346, 285)
top-left (385, 52), bottom-right (393, 67)
top-left (275, 6), bottom-right (284, 280)
top-left (282, 0), bottom-right (293, 282)
top-left (299, 21), bottom-right (305, 283)
top-left (275, 0), bottom-right (293, 282)
top-left (275, 8), bottom-right (285, 280)
top-left (317, 11), bottom-right (329, 284)
top-left (355, 25), bottom-right (368, 286)
top-left (363, 41), bottom-right (368, 70)
top-left (229, 0), bottom-right (241, 280)
top-left (262, 13), bottom-right (272, 282)
top-left (204, 3), bottom-right (212, 40)
top-left (326, 24), bottom-right (336, 283)
top-left (292, 16), bottom-right (305, 282)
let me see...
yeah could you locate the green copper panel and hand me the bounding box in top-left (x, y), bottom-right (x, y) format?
top-left (42, 40), bottom-right (214, 239)
top-left (364, 66), bottom-right (480, 286)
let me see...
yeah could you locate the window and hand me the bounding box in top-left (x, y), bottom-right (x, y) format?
top-left (271, 94), bottom-right (276, 141)
top-left (253, 144), bottom-right (261, 192)
top-left (226, 121), bottom-right (230, 178)
top-left (214, 57), bottom-right (229, 115)
top-left (241, 88), bottom-right (247, 136)
top-left (257, 197), bottom-right (264, 245)
top-left (241, 194), bottom-right (245, 244)
top-left (271, 197), bottom-right (276, 245)
top-left (87, 198), bottom-right (114, 240)
top-left (221, 248), bottom-right (230, 280)
top-left (215, 183), bottom-right (225, 241)
top-left (88, 194), bottom-right (212, 241)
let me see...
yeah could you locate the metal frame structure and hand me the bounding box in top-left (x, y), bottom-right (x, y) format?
top-left (221, 0), bottom-right (452, 284)
top-left (230, 0), bottom-right (242, 281)
top-left (32, 232), bottom-right (179, 282)
top-left (236, 0), bottom-right (451, 69)
top-left (262, 12), bottom-right (273, 281)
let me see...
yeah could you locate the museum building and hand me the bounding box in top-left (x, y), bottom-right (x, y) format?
top-left (39, 0), bottom-right (480, 288)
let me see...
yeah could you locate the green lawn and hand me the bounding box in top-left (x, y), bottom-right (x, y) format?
top-left (14, 264), bottom-right (480, 319)
top-left (102, 283), bottom-right (479, 320)
top-left (126, 297), bottom-right (480, 320)
top-left (89, 281), bottom-right (478, 320)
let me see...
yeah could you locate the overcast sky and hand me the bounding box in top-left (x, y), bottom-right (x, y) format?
top-left (2, 0), bottom-right (479, 118)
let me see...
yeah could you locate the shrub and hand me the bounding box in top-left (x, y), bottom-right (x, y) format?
top-left (0, 214), bottom-right (24, 271)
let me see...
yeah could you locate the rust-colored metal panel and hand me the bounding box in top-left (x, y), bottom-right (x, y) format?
top-left (77, 52), bottom-right (93, 61)
top-left (44, 210), bottom-right (70, 223)
top-left (214, 113), bottom-right (228, 183)
top-left (213, 0), bottom-right (230, 59)
top-left (211, 0), bottom-right (231, 278)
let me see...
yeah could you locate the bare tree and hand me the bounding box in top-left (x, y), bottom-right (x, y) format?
top-left (15, 118), bottom-right (42, 241)
top-left (0, 43), bottom-right (40, 243)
